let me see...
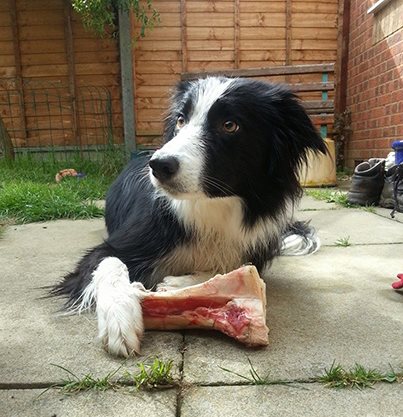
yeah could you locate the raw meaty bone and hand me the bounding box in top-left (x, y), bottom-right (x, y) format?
top-left (141, 265), bottom-right (269, 346)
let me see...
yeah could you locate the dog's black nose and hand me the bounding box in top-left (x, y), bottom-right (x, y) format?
top-left (149, 156), bottom-right (180, 181)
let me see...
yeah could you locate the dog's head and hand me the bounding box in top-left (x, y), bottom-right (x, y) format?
top-left (149, 77), bottom-right (327, 207)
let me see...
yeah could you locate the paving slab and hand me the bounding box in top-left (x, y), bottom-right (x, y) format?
top-left (181, 384), bottom-right (403, 417)
top-left (297, 208), bottom-right (403, 246)
top-left (0, 388), bottom-right (177, 417)
top-left (183, 244), bottom-right (403, 384)
top-left (298, 195), bottom-right (338, 211)
top-left (373, 206), bottom-right (403, 223)
top-left (0, 220), bottom-right (183, 384)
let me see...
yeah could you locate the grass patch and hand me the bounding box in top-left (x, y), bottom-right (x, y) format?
top-left (39, 358), bottom-right (175, 397)
top-left (219, 357), bottom-right (271, 385)
top-left (220, 359), bottom-right (403, 390)
top-left (334, 236), bottom-right (351, 247)
top-left (318, 362), bottom-right (402, 389)
top-left (0, 152), bottom-right (127, 224)
top-left (305, 188), bottom-right (355, 208)
top-left (51, 363), bottom-right (121, 394)
top-left (123, 357), bottom-right (175, 389)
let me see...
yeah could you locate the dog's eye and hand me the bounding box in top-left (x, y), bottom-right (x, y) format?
top-left (223, 121), bottom-right (239, 133)
top-left (176, 115), bottom-right (186, 129)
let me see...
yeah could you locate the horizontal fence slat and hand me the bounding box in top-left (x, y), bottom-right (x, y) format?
top-left (181, 63), bottom-right (335, 80)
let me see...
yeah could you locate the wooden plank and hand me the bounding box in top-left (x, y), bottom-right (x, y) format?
top-left (187, 39), bottom-right (234, 50)
top-left (188, 50), bottom-right (234, 61)
top-left (286, 0), bottom-right (292, 65)
top-left (63, 0), bottom-right (80, 151)
top-left (182, 63), bottom-right (335, 80)
top-left (310, 114), bottom-right (334, 125)
top-left (135, 60), bottom-right (182, 74)
top-left (239, 60), bottom-right (285, 68)
top-left (17, 0), bottom-right (63, 11)
top-left (186, 61), bottom-right (237, 72)
top-left (137, 40), bottom-right (182, 51)
top-left (137, 97), bottom-right (170, 109)
top-left (292, 2), bottom-right (338, 13)
top-left (186, 1), bottom-right (234, 13)
top-left (19, 40), bottom-right (66, 54)
top-left (291, 27), bottom-right (338, 40)
top-left (234, 0), bottom-right (240, 68)
top-left (72, 38), bottom-right (118, 52)
top-left (18, 25), bottom-right (65, 41)
top-left (136, 85), bottom-right (173, 98)
top-left (239, 13), bottom-right (286, 27)
top-left (239, 2), bottom-right (286, 13)
top-left (0, 26), bottom-right (13, 41)
top-left (0, 41), bottom-right (14, 54)
top-left (292, 13), bottom-right (337, 28)
top-left (150, 1), bottom-right (180, 13)
top-left (180, 0), bottom-right (188, 72)
top-left (303, 100), bottom-right (335, 111)
top-left (9, 0), bottom-right (27, 145)
top-left (137, 121), bottom-right (165, 132)
top-left (75, 74), bottom-right (120, 87)
top-left (20, 53), bottom-right (67, 65)
top-left (135, 73), bottom-right (179, 87)
top-left (187, 27), bottom-right (234, 40)
top-left (134, 26), bottom-right (181, 41)
top-left (186, 13), bottom-right (234, 27)
top-left (291, 50), bottom-right (337, 61)
top-left (240, 39), bottom-right (286, 50)
top-left (74, 51), bottom-right (119, 64)
top-left (239, 50), bottom-right (287, 61)
top-left (0, 54), bottom-right (15, 66)
top-left (289, 82), bottom-right (335, 92)
top-left (136, 51), bottom-right (181, 61)
top-left (22, 64), bottom-right (69, 77)
top-left (75, 63), bottom-right (120, 76)
top-left (240, 27), bottom-right (286, 40)
top-left (334, 0), bottom-right (350, 117)
top-left (17, 10), bottom-right (64, 26)
top-left (291, 39), bottom-right (336, 50)
top-left (137, 108), bottom-right (166, 122)
top-left (0, 11), bottom-right (11, 26)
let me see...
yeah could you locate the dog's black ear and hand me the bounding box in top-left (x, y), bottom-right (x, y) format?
top-left (162, 81), bottom-right (192, 143)
top-left (270, 86), bottom-right (328, 169)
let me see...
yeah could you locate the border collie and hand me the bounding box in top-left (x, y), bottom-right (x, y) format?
top-left (52, 77), bottom-right (327, 356)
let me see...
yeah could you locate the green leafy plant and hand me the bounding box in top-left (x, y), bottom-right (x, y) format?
top-left (305, 189), bottom-right (354, 207)
top-left (50, 364), bottom-right (122, 394)
top-left (72, 0), bottom-right (160, 38)
top-left (219, 357), bottom-right (273, 385)
top-left (335, 236), bottom-right (351, 247)
top-left (318, 362), bottom-right (402, 389)
top-left (123, 357), bottom-right (174, 389)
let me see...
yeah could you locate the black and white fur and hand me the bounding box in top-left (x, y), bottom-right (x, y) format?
top-left (52, 77), bottom-right (327, 356)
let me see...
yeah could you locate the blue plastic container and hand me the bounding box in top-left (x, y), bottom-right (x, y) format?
top-left (392, 140), bottom-right (403, 165)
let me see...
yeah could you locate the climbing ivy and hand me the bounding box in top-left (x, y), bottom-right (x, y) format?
top-left (71, 0), bottom-right (159, 38)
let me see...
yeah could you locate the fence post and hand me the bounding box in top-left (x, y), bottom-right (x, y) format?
top-left (118, 7), bottom-right (136, 157)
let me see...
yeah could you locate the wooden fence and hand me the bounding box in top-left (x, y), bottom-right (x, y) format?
top-left (0, 0), bottom-right (339, 153)
top-left (133, 0), bottom-right (339, 146)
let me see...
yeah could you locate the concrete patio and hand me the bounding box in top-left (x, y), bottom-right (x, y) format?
top-left (1, 195), bottom-right (402, 417)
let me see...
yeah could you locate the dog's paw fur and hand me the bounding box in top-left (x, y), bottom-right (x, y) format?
top-left (92, 257), bottom-right (146, 357)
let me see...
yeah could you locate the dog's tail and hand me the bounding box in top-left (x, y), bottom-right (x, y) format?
top-left (280, 221), bottom-right (321, 256)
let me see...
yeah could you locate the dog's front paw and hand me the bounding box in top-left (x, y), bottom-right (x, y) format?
top-left (97, 288), bottom-right (144, 357)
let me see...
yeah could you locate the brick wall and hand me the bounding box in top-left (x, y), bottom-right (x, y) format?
top-left (346, 0), bottom-right (403, 167)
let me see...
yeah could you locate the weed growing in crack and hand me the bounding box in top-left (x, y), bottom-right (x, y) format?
top-left (37, 357), bottom-right (176, 398)
top-left (219, 357), bottom-right (271, 385)
top-left (123, 357), bottom-right (175, 390)
top-left (317, 362), bottom-right (402, 389)
top-left (335, 236), bottom-right (351, 247)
